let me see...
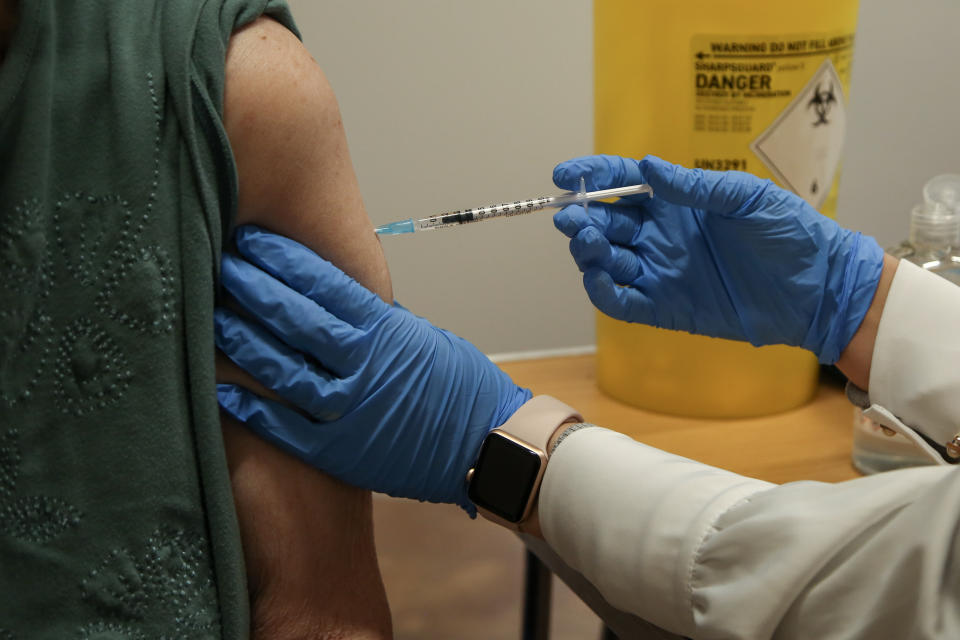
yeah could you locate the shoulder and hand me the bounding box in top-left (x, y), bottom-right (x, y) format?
top-left (223, 16), bottom-right (338, 142)
top-left (224, 15), bottom-right (319, 101)
top-left (222, 16), bottom-right (344, 214)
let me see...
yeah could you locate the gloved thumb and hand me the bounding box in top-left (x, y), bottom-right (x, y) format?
top-left (638, 155), bottom-right (776, 217)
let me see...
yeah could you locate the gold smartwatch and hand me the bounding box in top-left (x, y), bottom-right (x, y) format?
top-left (466, 396), bottom-right (582, 529)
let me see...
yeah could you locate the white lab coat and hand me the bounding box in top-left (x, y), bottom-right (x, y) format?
top-left (536, 260), bottom-right (960, 639)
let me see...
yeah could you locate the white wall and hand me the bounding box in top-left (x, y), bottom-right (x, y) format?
top-left (838, 0), bottom-right (960, 246)
top-left (288, 0), bottom-right (960, 355)
top-left (289, 0), bottom-right (594, 355)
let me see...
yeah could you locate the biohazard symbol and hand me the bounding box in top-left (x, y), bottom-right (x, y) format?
top-left (807, 83), bottom-right (837, 127)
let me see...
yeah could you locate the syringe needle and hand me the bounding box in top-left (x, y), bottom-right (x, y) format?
top-left (374, 219), bottom-right (417, 236)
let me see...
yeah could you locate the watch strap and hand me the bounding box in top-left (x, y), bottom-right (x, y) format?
top-left (498, 395), bottom-right (583, 454)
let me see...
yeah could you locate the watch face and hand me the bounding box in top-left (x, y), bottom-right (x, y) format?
top-left (467, 431), bottom-right (544, 523)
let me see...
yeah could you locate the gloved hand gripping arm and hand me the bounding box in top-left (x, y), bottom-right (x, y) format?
top-left (553, 155), bottom-right (885, 364)
top-left (215, 226), bottom-right (532, 514)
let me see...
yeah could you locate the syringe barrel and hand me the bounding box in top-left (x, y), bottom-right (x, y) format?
top-left (406, 183), bottom-right (652, 232)
top-left (416, 196), bottom-right (553, 230)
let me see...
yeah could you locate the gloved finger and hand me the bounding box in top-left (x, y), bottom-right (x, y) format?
top-left (582, 268), bottom-right (656, 326)
top-left (555, 203), bottom-right (617, 240)
top-left (234, 225), bottom-right (386, 328)
top-left (569, 227), bottom-right (642, 284)
top-left (553, 154), bottom-right (646, 193)
top-left (215, 308), bottom-right (355, 418)
top-left (568, 225), bottom-right (608, 272)
top-left (638, 155), bottom-right (776, 217)
top-left (217, 384), bottom-right (355, 480)
top-left (553, 204), bottom-right (593, 238)
top-left (221, 253), bottom-right (359, 372)
top-left (554, 201), bottom-right (644, 246)
top-left (581, 201), bottom-right (646, 246)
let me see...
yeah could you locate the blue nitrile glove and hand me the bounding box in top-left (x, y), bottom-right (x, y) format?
top-left (215, 226), bottom-right (531, 515)
top-left (552, 155), bottom-right (885, 364)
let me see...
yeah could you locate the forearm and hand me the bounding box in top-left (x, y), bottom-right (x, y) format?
top-left (534, 426), bottom-right (960, 638)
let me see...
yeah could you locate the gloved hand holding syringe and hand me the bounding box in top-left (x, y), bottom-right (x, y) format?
top-left (375, 177), bottom-right (653, 235)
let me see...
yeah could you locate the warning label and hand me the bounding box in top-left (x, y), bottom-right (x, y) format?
top-left (690, 32), bottom-right (855, 212)
top-left (751, 59), bottom-right (846, 209)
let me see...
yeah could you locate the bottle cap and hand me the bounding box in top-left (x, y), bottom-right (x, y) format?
top-left (909, 201), bottom-right (960, 248)
top-left (923, 174), bottom-right (960, 214)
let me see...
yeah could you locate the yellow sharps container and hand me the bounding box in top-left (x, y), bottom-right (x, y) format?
top-left (595, 1), bottom-right (859, 418)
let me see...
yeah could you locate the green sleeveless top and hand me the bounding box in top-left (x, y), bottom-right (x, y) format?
top-left (0, 1), bottom-right (297, 636)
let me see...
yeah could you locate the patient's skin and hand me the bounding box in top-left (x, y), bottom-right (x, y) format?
top-left (0, 0), bottom-right (17, 64)
top-left (220, 17), bottom-right (392, 639)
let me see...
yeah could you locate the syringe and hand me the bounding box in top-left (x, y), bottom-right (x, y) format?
top-left (374, 178), bottom-right (653, 236)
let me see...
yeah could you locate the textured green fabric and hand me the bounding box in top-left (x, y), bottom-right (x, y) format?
top-left (0, 1), bottom-right (296, 636)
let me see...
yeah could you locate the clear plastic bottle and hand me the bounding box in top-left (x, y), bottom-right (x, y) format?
top-left (851, 175), bottom-right (960, 474)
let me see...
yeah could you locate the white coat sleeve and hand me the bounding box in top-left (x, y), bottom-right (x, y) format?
top-left (866, 260), bottom-right (960, 458)
top-left (538, 260), bottom-right (960, 640)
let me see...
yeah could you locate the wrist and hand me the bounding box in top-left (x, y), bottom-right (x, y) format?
top-left (836, 253), bottom-right (899, 388)
top-left (519, 418), bottom-right (582, 539)
top-left (493, 385), bottom-right (534, 428)
top-left (809, 232), bottom-right (886, 363)
top-left (468, 396), bottom-right (580, 532)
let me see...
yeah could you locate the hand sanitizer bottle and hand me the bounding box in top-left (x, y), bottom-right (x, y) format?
top-left (851, 175), bottom-right (960, 474)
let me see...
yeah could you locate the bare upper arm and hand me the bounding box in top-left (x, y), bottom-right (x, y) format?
top-left (223, 16), bottom-right (391, 302)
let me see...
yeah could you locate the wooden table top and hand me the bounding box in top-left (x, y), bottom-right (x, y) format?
top-left (499, 354), bottom-right (861, 485)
